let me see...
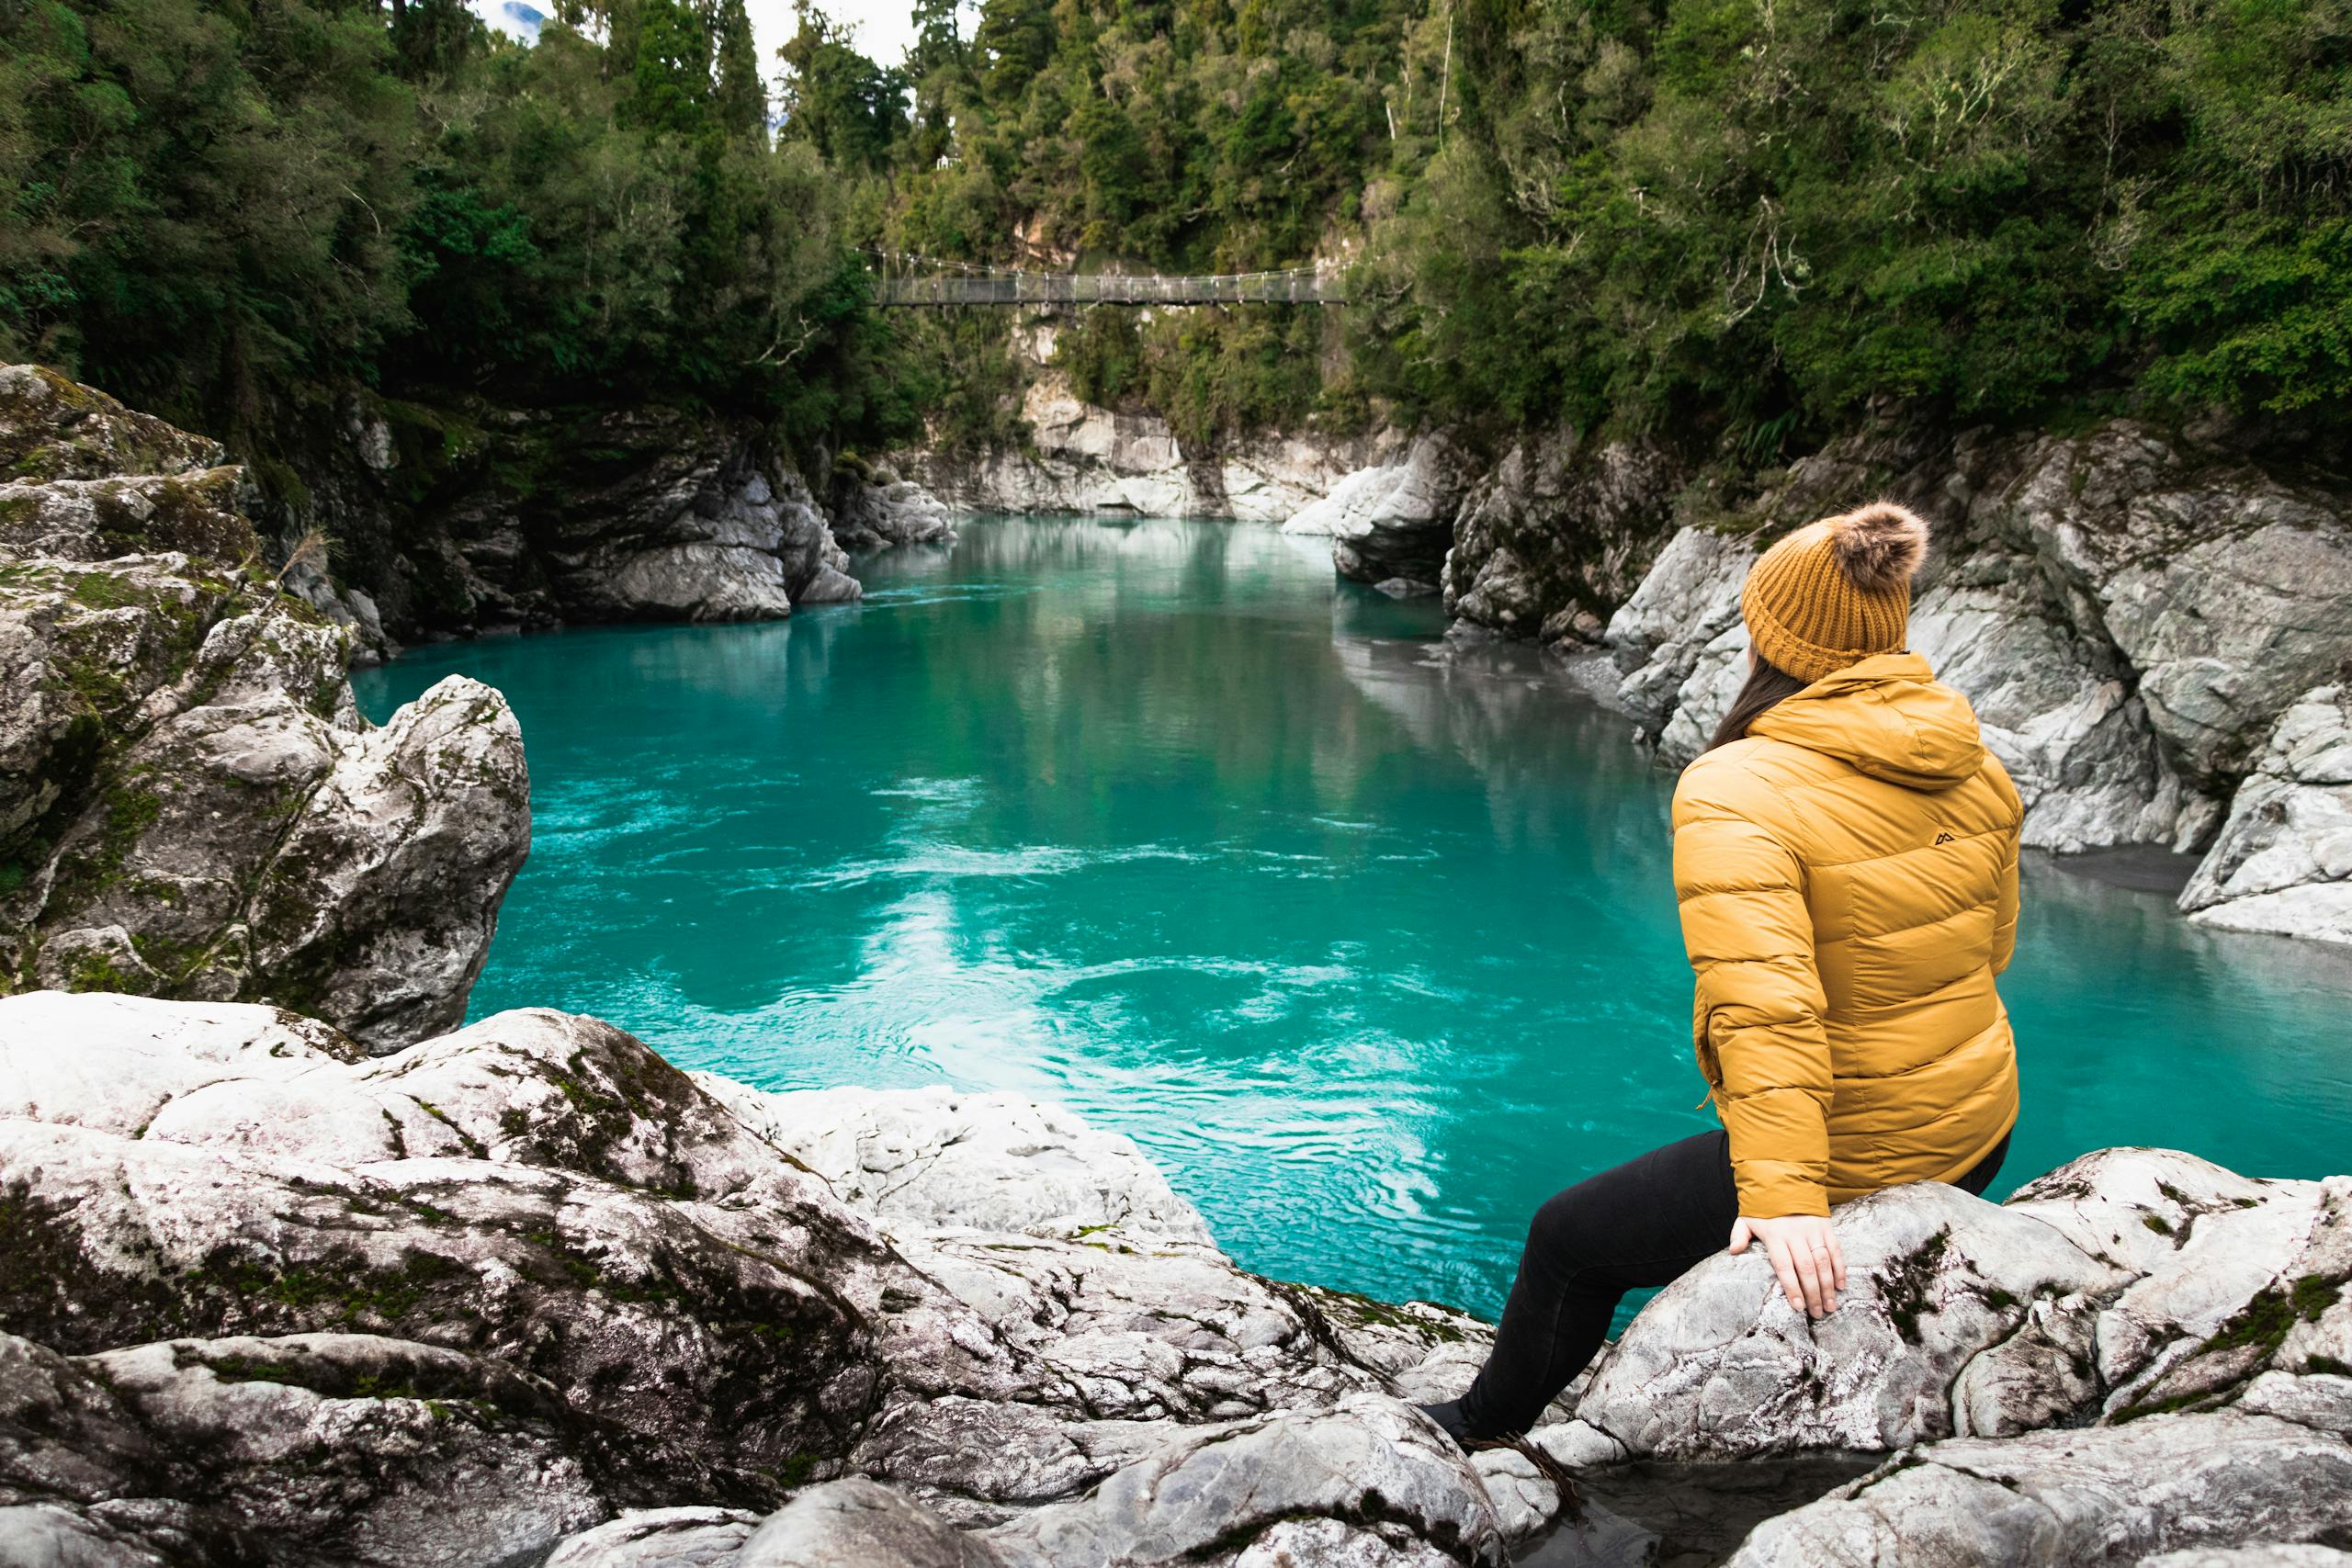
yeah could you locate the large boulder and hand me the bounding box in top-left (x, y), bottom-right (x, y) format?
top-left (1601, 525), bottom-right (1757, 759)
top-left (0, 993), bottom-right (1501, 1567)
top-left (1510, 1147), bottom-right (2352, 1564)
top-left (1571, 1182), bottom-right (2130, 1460)
top-left (2179, 685), bottom-right (2352, 943)
top-left (692, 1078), bottom-right (1214, 1242)
top-left (827, 467), bottom-right (958, 555)
top-left (0, 366), bottom-right (528, 1049)
top-left (530, 417), bottom-right (848, 622)
top-left (0, 1329), bottom-right (609, 1568)
top-left (1440, 430), bottom-right (1684, 644)
top-left (1724, 1413), bottom-right (2352, 1566)
top-left (1551, 1148), bottom-right (2348, 1466)
top-left (1907, 546), bottom-right (2201, 852)
top-left (1309, 434), bottom-right (1479, 591)
top-left (1987, 423), bottom-right (2352, 790)
top-left (9, 991), bottom-right (2348, 1568)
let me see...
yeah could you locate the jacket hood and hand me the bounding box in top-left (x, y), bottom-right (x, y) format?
top-left (1747, 652), bottom-right (1987, 791)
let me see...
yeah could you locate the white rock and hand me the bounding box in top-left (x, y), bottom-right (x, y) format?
top-left (690, 1077), bottom-right (1213, 1242)
top-left (980, 1394), bottom-right (1507, 1568)
top-left (8, 993), bottom-right (2352, 1568)
top-left (243, 674), bottom-right (530, 1048)
top-left (1324, 434), bottom-right (1478, 588)
top-left (543, 1508), bottom-right (762, 1568)
top-left (1525, 1416), bottom-right (1628, 1471)
top-left (830, 473), bottom-right (957, 552)
top-left (2140, 1549), bottom-right (2352, 1568)
top-left (1469, 1446), bottom-right (1564, 1543)
top-left (2238, 1371), bottom-right (2352, 1437)
top-left (1602, 526), bottom-right (1756, 728)
top-left (0, 991), bottom-right (359, 1137)
top-left (895, 372), bottom-right (1402, 525)
top-left (2182, 685), bottom-right (2352, 944)
top-left (1724, 1413), bottom-right (2352, 1567)
top-left (1909, 557), bottom-right (2198, 851)
top-left (1, 444), bottom-right (529, 1049)
top-left (737, 1479), bottom-right (1001, 1567)
top-left (1574, 1182), bottom-right (2126, 1460)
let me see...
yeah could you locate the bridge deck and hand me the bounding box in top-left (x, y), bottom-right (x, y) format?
top-left (874, 272), bottom-right (1342, 306)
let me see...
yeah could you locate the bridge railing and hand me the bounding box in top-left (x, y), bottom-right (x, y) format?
top-left (871, 269), bottom-right (1343, 307)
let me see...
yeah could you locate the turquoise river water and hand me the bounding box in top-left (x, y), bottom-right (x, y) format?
top-left (356, 516), bottom-right (2352, 1321)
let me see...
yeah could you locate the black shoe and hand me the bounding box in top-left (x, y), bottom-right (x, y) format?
top-left (1417, 1399), bottom-right (1476, 1449)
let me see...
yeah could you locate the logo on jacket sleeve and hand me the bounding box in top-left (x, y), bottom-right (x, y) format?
top-left (1933, 831), bottom-right (1957, 845)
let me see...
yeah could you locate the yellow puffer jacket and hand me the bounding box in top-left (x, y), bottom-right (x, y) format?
top-left (1671, 652), bottom-right (2023, 1218)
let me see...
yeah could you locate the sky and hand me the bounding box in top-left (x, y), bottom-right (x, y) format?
top-left (742, 0), bottom-right (937, 69)
top-left (469, 0), bottom-right (964, 71)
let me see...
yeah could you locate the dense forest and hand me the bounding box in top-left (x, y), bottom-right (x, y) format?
top-left (2, 0), bottom-right (2345, 477)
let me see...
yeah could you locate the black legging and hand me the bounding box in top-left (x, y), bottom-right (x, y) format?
top-left (1455, 1129), bottom-right (2011, 1438)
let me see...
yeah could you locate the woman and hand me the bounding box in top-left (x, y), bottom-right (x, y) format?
top-left (1423, 501), bottom-right (2023, 1446)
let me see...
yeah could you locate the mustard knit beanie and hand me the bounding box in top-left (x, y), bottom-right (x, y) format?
top-left (1740, 502), bottom-right (1930, 683)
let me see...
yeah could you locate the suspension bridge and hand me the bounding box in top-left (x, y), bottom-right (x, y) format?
top-left (864, 250), bottom-right (1345, 307)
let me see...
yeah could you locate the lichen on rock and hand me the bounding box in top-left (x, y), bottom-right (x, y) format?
top-left (6, 991), bottom-right (2350, 1567)
top-left (0, 364), bottom-right (529, 1049)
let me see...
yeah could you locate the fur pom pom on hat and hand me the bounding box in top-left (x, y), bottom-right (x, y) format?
top-left (1741, 502), bottom-right (1930, 683)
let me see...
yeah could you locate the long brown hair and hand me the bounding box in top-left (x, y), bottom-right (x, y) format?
top-left (1707, 654), bottom-right (1809, 751)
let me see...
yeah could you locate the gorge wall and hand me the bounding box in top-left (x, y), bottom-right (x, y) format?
top-left (916, 354), bottom-right (2352, 946)
top-left (896, 364), bottom-right (1407, 526)
top-left (5, 367), bottom-right (2351, 1568)
top-left (1589, 415), bottom-right (2352, 944)
top-left (254, 386), bottom-right (963, 662)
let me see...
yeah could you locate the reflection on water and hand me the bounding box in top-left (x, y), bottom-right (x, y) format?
top-left (355, 516), bottom-right (2352, 1319)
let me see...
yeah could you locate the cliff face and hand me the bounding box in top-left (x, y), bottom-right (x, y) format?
top-left (3, 989), bottom-right (2347, 1567)
top-left (1569, 417), bottom-right (2352, 939)
top-left (899, 368), bottom-right (2352, 941)
top-left (267, 391), bottom-right (890, 654)
top-left (0, 366), bottom-right (529, 1047)
top-left (895, 369), bottom-right (1407, 525)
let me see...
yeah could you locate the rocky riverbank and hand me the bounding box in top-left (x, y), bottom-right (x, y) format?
top-left (895, 367), bottom-right (1408, 526)
top-left (2, 988), bottom-right (2347, 1567)
top-left (1583, 416), bottom-right (2352, 942)
top-left (227, 380), bottom-right (959, 658)
top-left (0, 366), bottom-right (529, 1048)
top-left (6, 364), bottom-right (2351, 1565)
top-left (911, 361), bottom-right (2350, 942)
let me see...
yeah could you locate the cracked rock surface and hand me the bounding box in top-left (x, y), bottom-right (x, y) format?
top-left (1592, 418), bottom-right (2352, 937)
top-left (897, 371), bottom-right (1399, 524)
top-left (1440, 430), bottom-right (1682, 645)
top-left (2179, 685), bottom-right (2352, 944)
top-left (828, 467), bottom-right (959, 554)
top-left (0, 364), bottom-right (528, 1049)
top-left (7, 991), bottom-right (2348, 1566)
top-left (1313, 434), bottom-right (1478, 590)
top-left (0, 991), bottom-right (1502, 1567)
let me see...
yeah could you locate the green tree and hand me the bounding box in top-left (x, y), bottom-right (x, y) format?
top-left (390, 0), bottom-right (484, 81)
top-left (776, 6), bottom-right (908, 170)
top-left (0, 0), bottom-right (417, 436)
top-left (628, 0), bottom-right (715, 137)
top-left (711, 0), bottom-right (767, 139)
top-left (971, 0), bottom-right (1053, 107)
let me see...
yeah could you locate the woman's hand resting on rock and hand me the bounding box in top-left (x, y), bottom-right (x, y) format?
top-left (1728, 1213), bottom-right (1846, 1318)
